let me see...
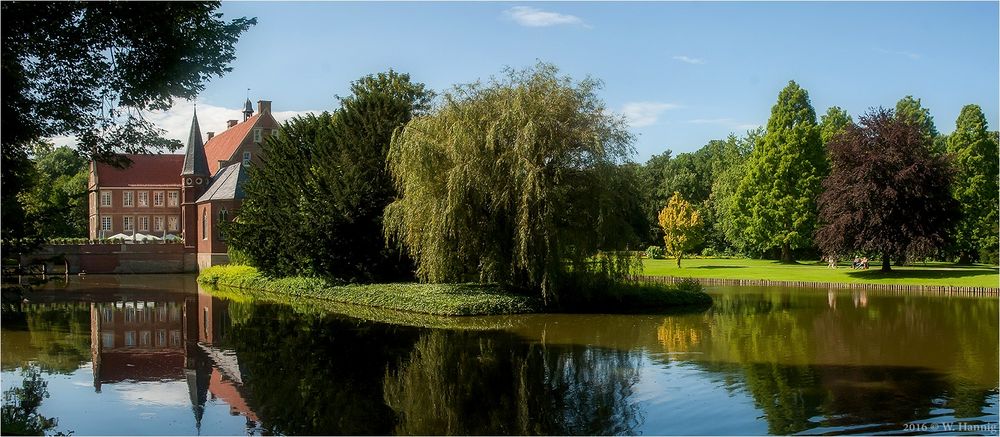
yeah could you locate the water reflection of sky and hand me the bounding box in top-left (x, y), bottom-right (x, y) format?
top-left (1, 367), bottom-right (249, 436)
top-left (633, 358), bottom-right (768, 435)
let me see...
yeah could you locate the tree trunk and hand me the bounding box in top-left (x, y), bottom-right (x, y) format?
top-left (881, 253), bottom-right (891, 272)
top-left (957, 251), bottom-right (972, 265)
top-left (780, 242), bottom-right (794, 264)
top-left (676, 255), bottom-right (682, 268)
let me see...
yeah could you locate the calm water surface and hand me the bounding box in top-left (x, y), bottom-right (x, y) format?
top-left (2, 275), bottom-right (997, 435)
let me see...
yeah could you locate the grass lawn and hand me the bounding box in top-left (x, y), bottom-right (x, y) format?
top-left (642, 258), bottom-right (999, 288)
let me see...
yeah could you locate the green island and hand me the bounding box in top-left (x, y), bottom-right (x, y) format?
top-left (198, 265), bottom-right (712, 317)
top-left (642, 258), bottom-right (999, 288)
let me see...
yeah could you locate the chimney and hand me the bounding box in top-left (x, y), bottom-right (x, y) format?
top-left (257, 100), bottom-right (272, 114)
top-left (206, 132), bottom-right (215, 140)
top-left (227, 120), bottom-right (238, 128)
top-left (218, 160), bottom-right (226, 170)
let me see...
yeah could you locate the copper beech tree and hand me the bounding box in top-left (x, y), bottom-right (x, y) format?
top-left (658, 192), bottom-right (704, 268)
top-left (815, 108), bottom-right (957, 271)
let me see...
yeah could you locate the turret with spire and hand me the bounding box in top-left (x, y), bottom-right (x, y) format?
top-left (181, 108), bottom-right (210, 250)
top-left (242, 98), bottom-right (254, 121)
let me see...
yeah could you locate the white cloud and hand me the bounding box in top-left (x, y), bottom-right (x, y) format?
top-left (50, 100), bottom-right (318, 149)
top-left (672, 55), bottom-right (705, 65)
top-left (145, 99), bottom-right (317, 145)
top-left (873, 47), bottom-right (922, 60)
top-left (621, 102), bottom-right (681, 128)
top-left (505, 6), bottom-right (587, 28)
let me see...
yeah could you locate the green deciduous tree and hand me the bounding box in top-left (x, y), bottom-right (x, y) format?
top-left (658, 193), bottom-right (704, 267)
top-left (385, 63), bottom-right (641, 304)
top-left (1, 1), bottom-right (255, 253)
top-left (230, 71), bottom-right (430, 282)
top-left (711, 129), bottom-right (761, 255)
top-left (820, 106), bottom-right (853, 145)
top-left (946, 104), bottom-right (999, 264)
top-left (816, 108), bottom-right (957, 271)
top-left (895, 96), bottom-right (939, 149)
top-left (19, 144), bottom-right (89, 239)
top-left (732, 81), bottom-right (826, 263)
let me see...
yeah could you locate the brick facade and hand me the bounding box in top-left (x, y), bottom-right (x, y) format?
top-left (87, 99), bottom-right (278, 270)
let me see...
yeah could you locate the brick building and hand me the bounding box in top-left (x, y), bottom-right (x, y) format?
top-left (88, 99), bottom-right (280, 269)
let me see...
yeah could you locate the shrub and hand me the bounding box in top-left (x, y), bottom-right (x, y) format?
top-left (645, 246), bottom-right (665, 259)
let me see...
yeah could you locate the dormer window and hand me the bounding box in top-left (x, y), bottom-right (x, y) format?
top-left (243, 151), bottom-right (252, 167)
top-left (253, 128), bottom-right (262, 143)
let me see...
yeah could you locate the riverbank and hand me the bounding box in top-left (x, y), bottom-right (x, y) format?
top-left (198, 265), bottom-right (713, 317)
top-left (642, 258), bottom-right (999, 289)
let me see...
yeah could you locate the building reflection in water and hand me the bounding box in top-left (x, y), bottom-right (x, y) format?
top-left (87, 291), bottom-right (259, 434)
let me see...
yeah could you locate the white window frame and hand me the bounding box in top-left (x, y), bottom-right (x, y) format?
top-left (153, 216), bottom-right (164, 232)
top-left (242, 151), bottom-right (252, 166)
top-left (138, 216), bottom-right (149, 232)
top-left (153, 191), bottom-right (165, 207)
top-left (167, 216), bottom-right (179, 231)
top-left (123, 191), bottom-right (134, 207)
top-left (253, 127), bottom-right (262, 143)
top-left (137, 191), bottom-right (149, 207)
top-left (123, 216), bottom-right (134, 232)
top-left (167, 191), bottom-right (179, 207)
top-left (100, 191), bottom-right (112, 207)
top-left (101, 216), bottom-right (113, 231)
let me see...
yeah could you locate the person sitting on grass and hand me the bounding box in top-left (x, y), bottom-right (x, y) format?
top-left (860, 257), bottom-right (869, 270)
top-left (852, 257), bottom-right (861, 269)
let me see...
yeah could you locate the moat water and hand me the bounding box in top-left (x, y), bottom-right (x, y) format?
top-left (2, 275), bottom-right (997, 435)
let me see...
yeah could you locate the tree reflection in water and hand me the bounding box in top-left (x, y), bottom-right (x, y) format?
top-left (383, 330), bottom-right (643, 435)
top-left (223, 301), bottom-right (645, 435)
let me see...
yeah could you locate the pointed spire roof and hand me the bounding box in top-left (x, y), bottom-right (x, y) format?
top-left (242, 98), bottom-right (254, 121)
top-left (181, 109), bottom-right (209, 176)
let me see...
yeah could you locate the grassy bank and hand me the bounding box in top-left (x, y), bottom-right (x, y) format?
top-left (642, 258), bottom-right (999, 288)
top-left (198, 265), bottom-right (541, 316)
top-left (198, 265), bottom-right (713, 317)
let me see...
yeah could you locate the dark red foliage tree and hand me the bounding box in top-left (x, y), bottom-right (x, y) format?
top-left (816, 108), bottom-right (957, 271)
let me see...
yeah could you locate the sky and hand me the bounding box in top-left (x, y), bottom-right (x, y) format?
top-left (140, 1), bottom-right (998, 162)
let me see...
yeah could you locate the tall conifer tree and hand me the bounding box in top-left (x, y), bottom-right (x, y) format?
top-left (732, 81), bottom-right (825, 262)
top-left (947, 104), bottom-right (999, 263)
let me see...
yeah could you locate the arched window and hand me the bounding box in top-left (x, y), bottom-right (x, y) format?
top-left (218, 209), bottom-right (229, 241)
top-left (202, 209), bottom-right (207, 240)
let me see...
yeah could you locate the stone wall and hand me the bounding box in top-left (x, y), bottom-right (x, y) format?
top-left (20, 244), bottom-right (196, 274)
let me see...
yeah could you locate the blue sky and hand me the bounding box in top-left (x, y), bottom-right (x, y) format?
top-left (159, 1), bottom-right (998, 162)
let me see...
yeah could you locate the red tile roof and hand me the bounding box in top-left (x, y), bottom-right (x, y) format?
top-left (95, 154), bottom-right (184, 187)
top-left (205, 114), bottom-right (259, 175)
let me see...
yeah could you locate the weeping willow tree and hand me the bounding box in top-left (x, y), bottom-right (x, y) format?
top-left (385, 63), bottom-right (643, 304)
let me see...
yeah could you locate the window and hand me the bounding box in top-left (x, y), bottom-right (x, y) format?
top-left (140, 331), bottom-right (151, 347)
top-left (271, 128), bottom-right (280, 139)
top-left (218, 209), bottom-right (229, 240)
top-left (100, 191), bottom-right (112, 207)
top-left (138, 191), bottom-right (148, 207)
top-left (157, 306), bottom-right (167, 323)
top-left (153, 191), bottom-right (164, 207)
top-left (101, 216), bottom-right (112, 231)
top-left (124, 305), bottom-right (136, 323)
top-left (153, 216), bottom-right (164, 232)
top-left (167, 191), bottom-right (179, 207)
top-left (101, 306), bottom-right (115, 325)
top-left (253, 127), bottom-right (262, 143)
top-left (170, 330), bottom-right (182, 347)
top-left (123, 216), bottom-right (135, 232)
top-left (138, 216), bottom-right (149, 232)
top-left (243, 151), bottom-right (252, 167)
top-left (125, 331), bottom-right (136, 347)
top-left (167, 216), bottom-right (179, 231)
top-left (123, 191), bottom-right (134, 207)
top-left (102, 332), bottom-right (115, 349)
top-left (157, 329), bottom-right (167, 347)
top-left (202, 209), bottom-right (207, 240)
